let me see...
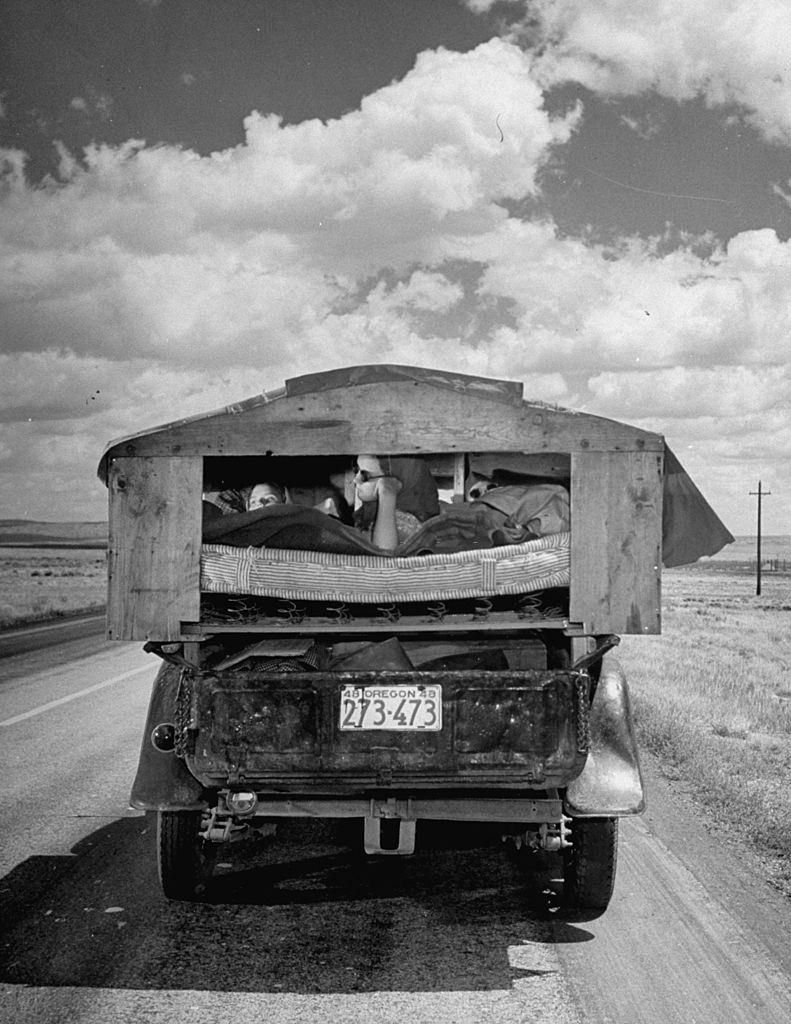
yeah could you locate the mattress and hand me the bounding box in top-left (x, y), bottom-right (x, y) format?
top-left (201, 531), bottom-right (570, 603)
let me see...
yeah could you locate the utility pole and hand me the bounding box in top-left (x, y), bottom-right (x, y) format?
top-left (749, 481), bottom-right (771, 596)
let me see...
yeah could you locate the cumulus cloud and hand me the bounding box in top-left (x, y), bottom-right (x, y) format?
top-left (468, 0), bottom-right (791, 143)
top-left (0, 351), bottom-right (287, 518)
top-left (1, 148), bottom-right (28, 191)
top-left (465, 223), bottom-right (791, 379)
top-left (0, 39), bottom-right (583, 518)
top-left (588, 365), bottom-right (789, 420)
top-left (369, 270), bottom-right (464, 313)
top-left (1, 33), bottom-right (790, 526)
top-left (0, 40), bottom-right (575, 368)
top-left (528, 341), bottom-right (787, 507)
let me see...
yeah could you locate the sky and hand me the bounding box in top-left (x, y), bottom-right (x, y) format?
top-left (2, 0), bottom-right (791, 534)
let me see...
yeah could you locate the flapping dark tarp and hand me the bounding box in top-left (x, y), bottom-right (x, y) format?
top-left (662, 445), bottom-right (734, 567)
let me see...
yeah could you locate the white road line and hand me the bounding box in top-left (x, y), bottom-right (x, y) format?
top-left (0, 665), bottom-right (152, 727)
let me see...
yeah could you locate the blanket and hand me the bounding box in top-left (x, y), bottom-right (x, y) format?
top-left (202, 501), bottom-right (533, 556)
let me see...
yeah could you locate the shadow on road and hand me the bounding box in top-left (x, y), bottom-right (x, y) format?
top-left (0, 816), bottom-right (594, 993)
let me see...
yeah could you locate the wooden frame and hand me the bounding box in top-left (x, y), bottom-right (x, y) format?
top-left (107, 456), bottom-right (202, 641)
top-left (100, 367), bottom-right (671, 642)
top-left (570, 451), bottom-right (663, 634)
top-left (99, 381), bottom-right (662, 469)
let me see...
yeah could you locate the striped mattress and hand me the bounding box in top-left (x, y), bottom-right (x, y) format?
top-left (201, 532), bottom-right (570, 603)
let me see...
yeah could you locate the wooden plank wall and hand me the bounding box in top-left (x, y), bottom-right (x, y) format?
top-left (107, 456), bottom-right (202, 641)
top-left (105, 382), bottom-right (662, 464)
top-left (570, 451), bottom-right (663, 635)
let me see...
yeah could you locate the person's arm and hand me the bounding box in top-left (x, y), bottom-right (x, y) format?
top-left (371, 477), bottom-right (401, 550)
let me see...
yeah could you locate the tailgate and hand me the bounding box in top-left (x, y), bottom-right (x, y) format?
top-left (187, 669), bottom-right (589, 789)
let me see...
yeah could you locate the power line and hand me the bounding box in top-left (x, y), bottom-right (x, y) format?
top-left (581, 166), bottom-right (734, 204)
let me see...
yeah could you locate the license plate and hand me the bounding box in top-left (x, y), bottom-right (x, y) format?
top-left (339, 684), bottom-right (442, 731)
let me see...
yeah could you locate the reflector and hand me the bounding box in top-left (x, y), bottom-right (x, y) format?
top-left (150, 722), bottom-right (176, 751)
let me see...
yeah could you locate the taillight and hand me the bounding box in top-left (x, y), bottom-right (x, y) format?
top-left (226, 791), bottom-right (258, 815)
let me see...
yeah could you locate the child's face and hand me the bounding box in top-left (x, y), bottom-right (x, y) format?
top-left (248, 483), bottom-right (284, 510)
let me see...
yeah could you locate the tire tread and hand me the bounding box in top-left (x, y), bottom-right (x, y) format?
top-left (564, 816), bottom-right (618, 911)
top-left (157, 809), bottom-right (209, 900)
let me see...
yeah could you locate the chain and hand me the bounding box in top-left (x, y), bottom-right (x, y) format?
top-left (174, 669), bottom-right (193, 759)
top-left (573, 673), bottom-right (591, 754)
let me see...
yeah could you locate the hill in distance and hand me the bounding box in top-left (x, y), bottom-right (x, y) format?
top-left (0, 519), bottom-right (107, 547)
top-left (705, 535), bottom-right (791, 562)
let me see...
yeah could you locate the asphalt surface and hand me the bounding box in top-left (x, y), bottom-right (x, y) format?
top-left (0, 613), bottom-right (107, 668)
top-left (1, 621), bottom-right (790, 1023)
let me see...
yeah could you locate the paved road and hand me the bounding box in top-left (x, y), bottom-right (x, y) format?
top-left (1, 629), bottom-right (790, 1023)
top-left (0, 613), bottom-right (107, 671)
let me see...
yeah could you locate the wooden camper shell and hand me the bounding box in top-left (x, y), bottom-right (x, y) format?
top-left (98, 365), bottom-right (665, 643)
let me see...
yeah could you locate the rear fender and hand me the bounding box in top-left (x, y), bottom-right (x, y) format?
top-left (564, 654), bottom-right (645, 817)
top-left (129, 661), bottom-right (208, 811)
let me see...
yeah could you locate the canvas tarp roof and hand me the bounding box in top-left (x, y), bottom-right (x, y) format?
top-left (284, 364), bottom-right (525, 405)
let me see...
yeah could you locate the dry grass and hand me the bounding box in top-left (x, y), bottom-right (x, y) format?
top-left (618, 564), bottom-right (791, 889)
top-left (0, 546), bottom-right (107, 628)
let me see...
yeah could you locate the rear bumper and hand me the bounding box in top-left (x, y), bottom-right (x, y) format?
top-left (232, 795), bottom-right (564, 823)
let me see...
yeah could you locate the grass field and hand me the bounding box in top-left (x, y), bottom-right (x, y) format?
top-left (618, 558), bottom-right (791, 892)
top-left (0, 546), bottom-right (107, 628)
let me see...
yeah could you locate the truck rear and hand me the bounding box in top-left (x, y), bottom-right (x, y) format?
top-left (99, 364), bottom-right (732, 909)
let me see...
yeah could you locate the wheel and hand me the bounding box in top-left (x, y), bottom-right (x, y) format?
top-left (157, 809), bottom-right (212, 900)
top-left (563, 816), bottom-right (618, 912)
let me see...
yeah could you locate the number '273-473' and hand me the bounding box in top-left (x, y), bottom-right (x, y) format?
top-left (339, 685), bottom-right (442, 731)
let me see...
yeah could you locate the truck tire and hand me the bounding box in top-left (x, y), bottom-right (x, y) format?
top-left (157, 809), bottom-right (211, 900)
top-left (563, 816), bottom-right (618, 911)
